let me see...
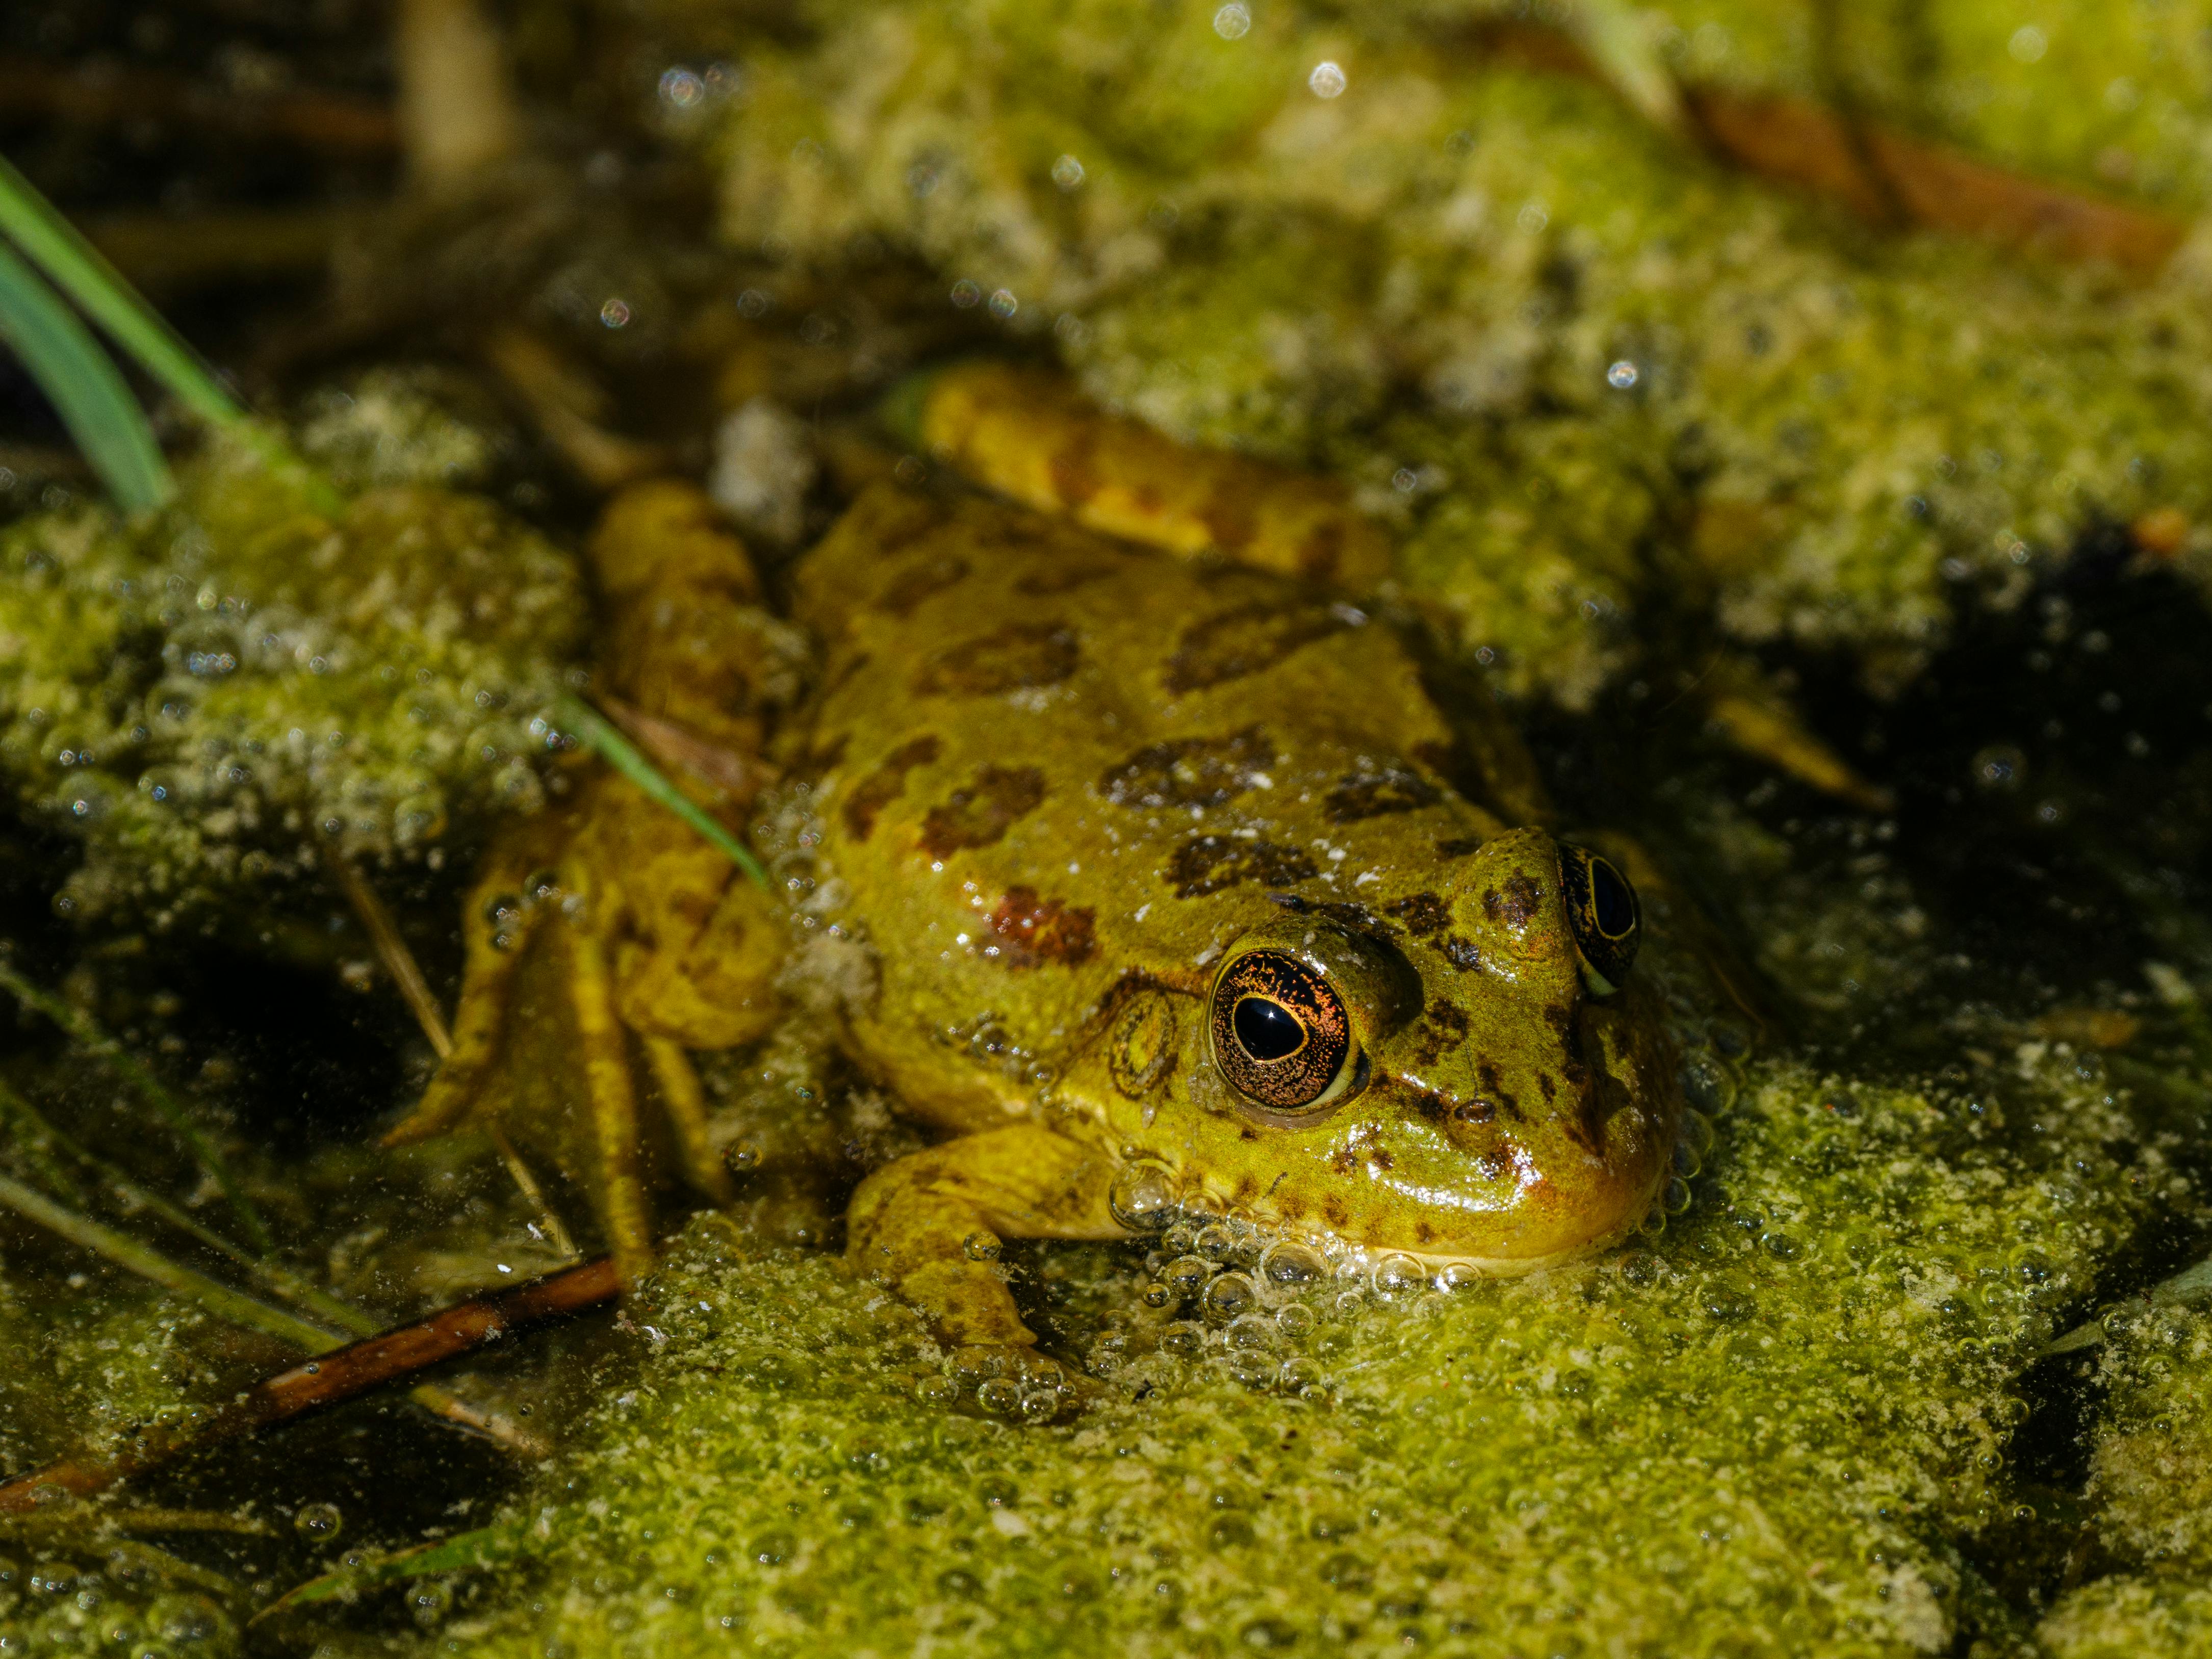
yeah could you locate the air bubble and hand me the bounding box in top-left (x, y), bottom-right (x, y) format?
top-left (1201, 1271), bottom-right (1259, 1324)
top-left (1163, 1220), bottom-right (1199, 1255)
top-left (1371, 1254), bottom-right (1428, 1299)
top-left (1224, 1313), bottom-right (1275, 1355)
top-left (1278, 1354), bottom-right (1323, 1393)
top-left (976, 1378), bottom-right (1021, 1414)
top-left (1258, 1239), bottom-right (1327, 1288)
top-left (1661, 1178), bottom-right (1693, 1215)
top-left (1109, 1161), bottom-right (1177, 1231)
top-left (1223, 1348), bottom-right (1276, 1386)
top-left (1276, 1302), bottom-right (1315, 1341)
top-left (409, 1580), bottom-right (453, 1628)
top-left (1018, 1388), bottom-right (1060, 1422)
top-left (1163, 1255), bottom-right (1215, 1295)
top-left (963, 1231), bottom-right (1002, 1262)
top-left (1161, 1320), bottom-right (1207, 1358)
top-left (1680, 1052), bottom-right (1737, 1114)
top-left (294, 1501), bottom-right (342, 1542)
top-left (1195, 1224), bottom-right (1236, 1262)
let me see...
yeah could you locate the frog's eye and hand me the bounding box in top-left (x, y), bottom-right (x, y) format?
top-left (1211, 949), bottom-right (1359, 1114)
top-left (1559, 844), bottom-right (1640, 995)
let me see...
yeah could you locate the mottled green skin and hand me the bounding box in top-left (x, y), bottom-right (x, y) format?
top-left (703, 0), bottom-right (2212, 703)
top-left (794, 482), bottom-right (1680, 1267)
top-left (356, 1033), bottom-right (2165, 1659)
top-left (0, 425), bottom-right (582, 923)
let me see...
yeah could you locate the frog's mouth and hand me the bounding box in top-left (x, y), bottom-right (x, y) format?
top-left (1380, 1191), bottom-right (1659, 1279)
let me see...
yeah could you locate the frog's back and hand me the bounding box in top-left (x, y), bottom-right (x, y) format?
top-left (791, 484), bottom-right (1510, 1132)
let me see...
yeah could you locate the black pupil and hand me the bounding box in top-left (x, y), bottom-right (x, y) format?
top-left (1233, 997), bottom-right (1305, 1062)
top-left (1591, 859), bottom-right (1634, 937)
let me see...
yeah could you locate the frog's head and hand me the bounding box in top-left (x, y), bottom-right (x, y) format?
top-left (1161, 828), bottom-right (1680, 1269)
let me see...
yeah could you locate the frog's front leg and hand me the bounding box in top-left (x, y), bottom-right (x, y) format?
top-left (846, 1125), bottom-right (1127, 1355)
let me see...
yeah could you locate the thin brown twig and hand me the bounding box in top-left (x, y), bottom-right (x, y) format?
top-left (0, 58), bottom-right (398, 155)
top-left (325, 849), bottom-right (452, 1061)
top-left (0, 1257), bottom-right (619, 1513)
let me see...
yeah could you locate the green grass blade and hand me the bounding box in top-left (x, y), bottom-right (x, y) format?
top-left (0, 240), bottom-right (171, 511)
top-left (0, 954), bottom-right (273, 1252)
top-left (0, 1170), bottom-right (339, 1353)
top-left (556, 694), bottom-right (771, 890)
top-left (0, 153), bottom-right (342, 515)
top-left (0, 152), bottom-right (242, 428)
top-left (258, 1519), bottom-right (527, 1619)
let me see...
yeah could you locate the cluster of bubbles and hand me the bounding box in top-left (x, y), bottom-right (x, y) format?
top-left (940, 1037), bottom-right (1736, 1421)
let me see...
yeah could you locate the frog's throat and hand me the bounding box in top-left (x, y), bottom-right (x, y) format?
top-left (1380, 1206), bottom-right (1651, 1279)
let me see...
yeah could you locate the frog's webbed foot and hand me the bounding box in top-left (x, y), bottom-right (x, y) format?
top-left (389, 481), bottom-right (792, 1285)
top-left (846, 1124), bottom-right (1126, 1361)
top-left (386, 780), bottom-right (788, 1285)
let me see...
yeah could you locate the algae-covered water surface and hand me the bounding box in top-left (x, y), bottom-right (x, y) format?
top-left (2, 3), bottom-right (2211, 1655)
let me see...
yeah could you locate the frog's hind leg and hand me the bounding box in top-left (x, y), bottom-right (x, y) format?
top-left (384, 810), bottom-right (572, 1146)
top-left (845, 1125), bottom-right (1126, 1357)
top-left (561, 894), bottom-right (657, 1286)
top-left (639, 1033), bottom-right (737, 1207)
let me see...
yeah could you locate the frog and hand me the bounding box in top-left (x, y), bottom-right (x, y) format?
top-left (391, 429), bottom-right (1690, 1375)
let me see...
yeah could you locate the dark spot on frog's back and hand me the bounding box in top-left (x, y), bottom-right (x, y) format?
top-left (1015, 561), bottom-right (1118, 597)
top-left (1483, 874), bottom-right (1542, 928)
top-left (1325, 763), bottom-right (1442, 824)
top-left (1386, 893), bottom-right (1451, 936)
top-left (986, 887), bottom-right (1096, 969)
top-left (1163, 603), bottom-right (1346, 694)
top-left (920, 766), bottom-right (1048, 857)
top-left (1165, 834), bottom-right (1319, 899)
top-left (874, 555), bottom-right (969, 617)
top-left (841, 736), bottom-right (940, 841)
top-left (1434, 837), bottom-right (1484, 861)
top-left (913, 622), bottom-right (1079, 697)
top-left (1100, 727), bottom-right (1275, 809)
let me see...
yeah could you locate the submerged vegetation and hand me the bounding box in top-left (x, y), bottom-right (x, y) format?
top-left (0, 1), bottom-right (2209, 1655)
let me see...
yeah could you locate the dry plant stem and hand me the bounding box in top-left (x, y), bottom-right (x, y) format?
top-left (0, 58), bottom-right (397, 154)
top-left (0, 1257), bottom-right (619, 1512)
top-left (487, 1123), bottom-right (580, 1262)
top-left (394, 0), bottom-right (524, 193)
top-left (483, 328), bottom-right (673, 490)
top-left (0, 1155), bottom-right (536, 1454)
top-left (326, 849), bottom-right (454, 1060)
top-left (86, 206), bottom-right (370, 297)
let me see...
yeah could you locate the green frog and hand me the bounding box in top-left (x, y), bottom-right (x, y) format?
top-left (393, 443), bottom-right (1689, 1377)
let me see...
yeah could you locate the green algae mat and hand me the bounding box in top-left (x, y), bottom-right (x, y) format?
top-left (4, 3), bottom-right (2212, 1657)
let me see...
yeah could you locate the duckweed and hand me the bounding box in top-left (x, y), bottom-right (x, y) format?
top-left (0, 422), bottom-right (583, 923)
top-left (702, 0), bottom-right (2212, 702)
top-left (377, 1034), bottom-right (2164, 1657)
